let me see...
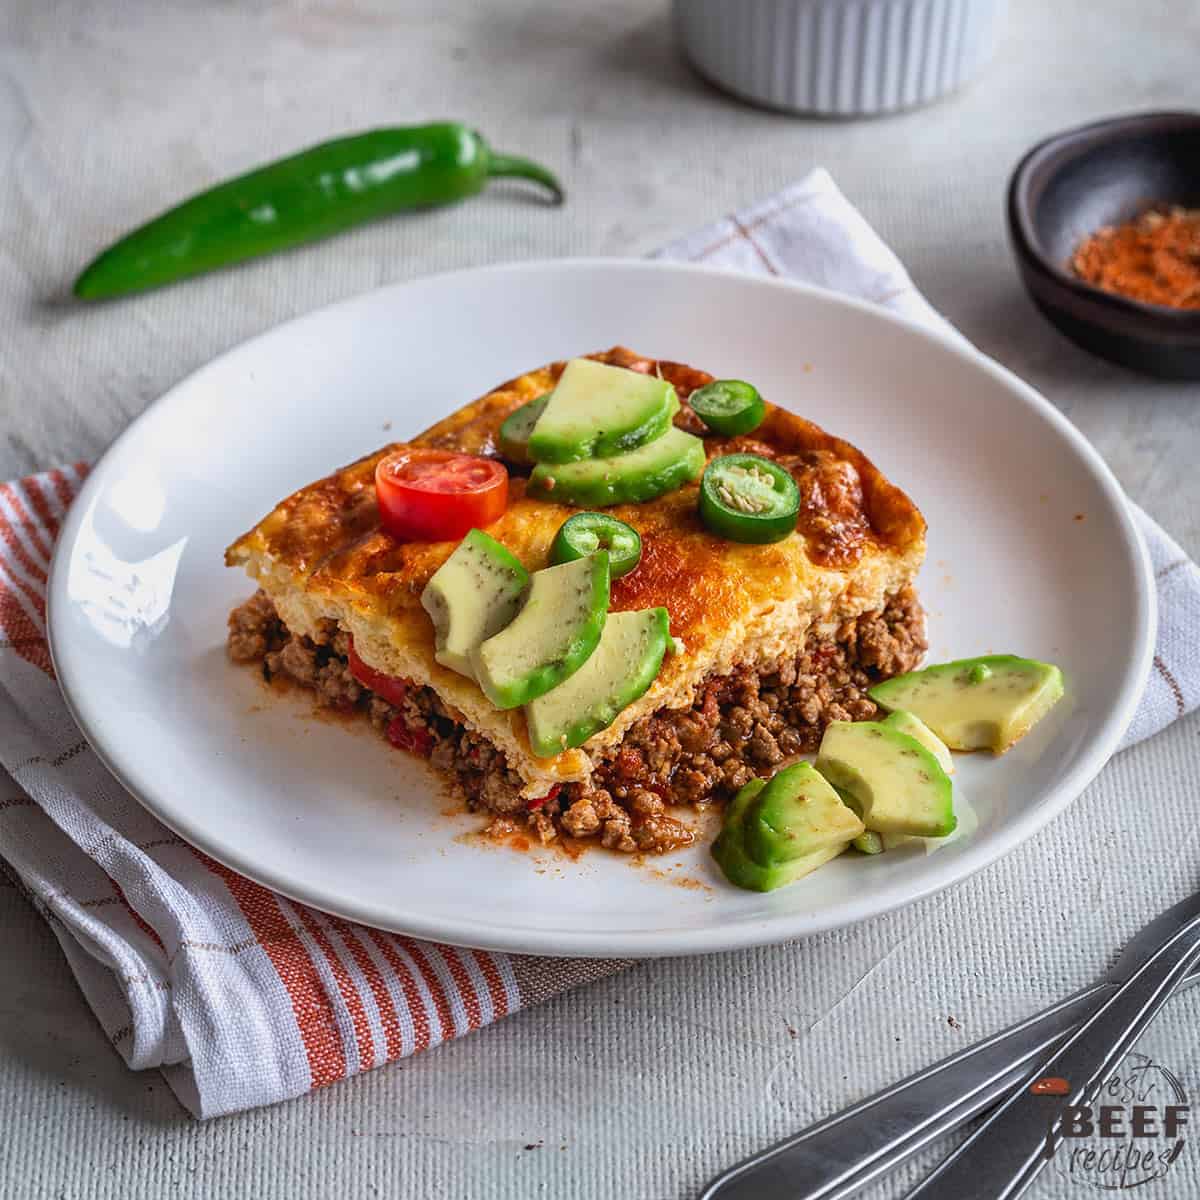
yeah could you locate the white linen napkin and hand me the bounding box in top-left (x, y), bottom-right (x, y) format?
top-left (0, 168), bottom-right (1196, 1119)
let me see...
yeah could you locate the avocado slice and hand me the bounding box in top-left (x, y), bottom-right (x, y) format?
top-left (869, 655), bottom-right (1065, 754)
top-left (711, 768), bottom-right (863, 894)
top-left (528, 426), bottom-right (706, 508)
top-left (525, 608), bottom-right (670, 757)
top-left (498, 395), bottom-right (549, 466)
top-left (831, 785), bottom-right (886, 853)
top-left (851, 830), bottom-right (885, 855)
top-left (882, 710), bottom-right (954, 774)
top-left (472, 551), bottom-right (609, 710)
top-left (527, 358), bottom-right (680, 464)
top-left (741, 761), bottom-right (864, 866)
top-left (710, 779), bottom-right (771, 891)
top-left (420, 529), bottom-right (530, 680)
top-left (816, 721), bottom-right (956, 838)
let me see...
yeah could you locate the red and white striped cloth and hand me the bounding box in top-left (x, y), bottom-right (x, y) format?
top-left (0, 462), bottom-right (628, 1116)
top-left (2, 170), bottom-right (1198, 1118)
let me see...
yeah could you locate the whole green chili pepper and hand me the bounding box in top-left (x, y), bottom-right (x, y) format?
top-left (73, 122), bottom-right (564, 300)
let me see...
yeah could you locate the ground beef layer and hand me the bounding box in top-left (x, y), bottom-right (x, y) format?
top-left (227, 587), bottom-right (925, 855)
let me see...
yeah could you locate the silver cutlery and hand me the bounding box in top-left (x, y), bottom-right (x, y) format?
top-left (905, 886), bottom-right (1200, 1198)
top-left (699, 893), bottom-right (1200, 1200)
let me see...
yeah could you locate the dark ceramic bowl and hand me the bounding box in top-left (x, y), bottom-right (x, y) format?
top-left (1007, 111), bottom-right (1200, 380)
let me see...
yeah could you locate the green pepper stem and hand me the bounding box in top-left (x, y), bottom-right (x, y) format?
top-left (487, 152), bottom-right (565, 205)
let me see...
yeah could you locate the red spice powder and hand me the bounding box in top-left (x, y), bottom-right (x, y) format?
top-left (1071, 205), bottom-right (1200, 310)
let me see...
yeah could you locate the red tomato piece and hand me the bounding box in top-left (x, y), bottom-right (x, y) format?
top-left (527, 784), bottom-right (562, 813)
top-left (346, 639), bottom-right (413, 711)
top-left (386, 716), bottom-right (434, 757)
top-left (375, 448), bottom-right (508, 542)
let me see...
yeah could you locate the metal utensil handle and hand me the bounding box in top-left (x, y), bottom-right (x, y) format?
top-left (697, 984), bottom-right (1109, 1200)
top-left (905, 920), bottom-right (1200, 1200)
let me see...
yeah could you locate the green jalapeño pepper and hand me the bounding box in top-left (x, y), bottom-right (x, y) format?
top-left (550, 512), bottom-right (643, 578)
top-left (699, 453), bottom-right (800, 544)
top-left (74, 123), bottom-right (564, 300)
top-left (689, 380), bottom-right (765, 436)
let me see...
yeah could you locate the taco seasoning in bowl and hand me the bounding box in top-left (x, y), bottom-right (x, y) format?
top-left (1072, 206), bottom-right (1200, 310)
top-left (1007, 112), bottom-right (1200, 379)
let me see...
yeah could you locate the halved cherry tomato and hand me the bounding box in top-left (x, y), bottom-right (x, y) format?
top-left (347, 639), bottom-right (413, 711)
top-left (376, 448), bottom-right (508, 542)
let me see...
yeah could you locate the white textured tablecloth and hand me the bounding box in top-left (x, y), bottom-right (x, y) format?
top-left (4, 3), bottom-right (1200, 1196)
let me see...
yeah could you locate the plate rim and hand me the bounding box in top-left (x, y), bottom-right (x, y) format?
top-left (47, 257), bottom-right (1157, 958)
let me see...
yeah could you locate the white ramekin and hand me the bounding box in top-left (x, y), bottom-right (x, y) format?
top-left (674, 0), bottom-right (1007, 117)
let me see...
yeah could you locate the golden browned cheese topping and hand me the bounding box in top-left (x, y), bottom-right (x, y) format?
top-left (227, 348), bottom-right (925, 645)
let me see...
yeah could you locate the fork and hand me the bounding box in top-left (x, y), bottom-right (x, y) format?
top-left (698, 953), bottom-right (1200, 1199)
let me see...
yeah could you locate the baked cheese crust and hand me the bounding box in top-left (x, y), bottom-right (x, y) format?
top-left (226, 347), bottom-right (926, 796)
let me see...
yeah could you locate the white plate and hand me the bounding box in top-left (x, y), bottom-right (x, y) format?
top-left (48, 260), bottom-right (1154, 958)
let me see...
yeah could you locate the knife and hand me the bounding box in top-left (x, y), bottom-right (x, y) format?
top-left (905, 886), bottom-right (1200, 1199)
top-left (697, 909), bottom-right (1200, 1200)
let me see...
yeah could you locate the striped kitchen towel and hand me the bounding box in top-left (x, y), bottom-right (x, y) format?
top-left (1, 168), bottom-right (1198, 1118)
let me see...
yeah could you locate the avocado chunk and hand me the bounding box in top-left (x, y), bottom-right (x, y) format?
top-left (816, 721), bottom-right (956, 838)
top-left (527, 358), bottom-right (680, 464)
top-left (498, 395), bottom-right (549, 466)
top-left (420, 529), bottom-right (530, 680)
top-left (869, 655), bottom-right (1065, 754)
top-left (525, 608), bottom-right (670, 757)
top-left (851, 830), bottom-right (884, 855)
top-left (742, 761), bottom-right (864, 866)
top-left (882, 710), bottom-right (954, 774)
top-left (528, 426), bottom-right (706, 508)
top-left (472, 552), bottom-right (609, 710)
top-left (830, 787), bottom-right (885, 853)
top-left (711, 768), bottom-right (864, 893)
top-left (711, 780), bottom-right (772, 891)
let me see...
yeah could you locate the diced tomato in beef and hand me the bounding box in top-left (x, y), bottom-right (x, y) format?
top-left (385, 716), bottom-right (433, 757)
top-left (347, 638), bottom-right (414, 710)
top-left (526, 784), bottom-right (562, 813)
